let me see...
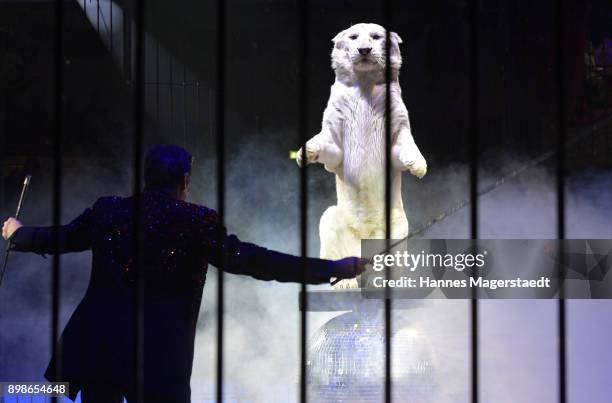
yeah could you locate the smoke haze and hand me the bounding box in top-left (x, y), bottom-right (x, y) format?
top-left (1, 135), bottom-right (611, 402)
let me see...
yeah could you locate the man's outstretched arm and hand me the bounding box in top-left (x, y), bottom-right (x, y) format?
top-left (2, 206), bottom-right (95, 255)
top-left (202, 219), bottom-right (365, 284)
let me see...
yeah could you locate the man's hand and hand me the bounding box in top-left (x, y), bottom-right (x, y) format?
top-left (2, 218), bottom-right (23, 240)
top-left (331, 257), bottom-right (368, 279)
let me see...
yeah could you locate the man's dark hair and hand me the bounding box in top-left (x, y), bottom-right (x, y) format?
top-left (144, 144), bottom-right (193, 191)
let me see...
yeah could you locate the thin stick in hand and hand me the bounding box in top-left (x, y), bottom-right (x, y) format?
top-left (0, 175), bottom-right (32, 286)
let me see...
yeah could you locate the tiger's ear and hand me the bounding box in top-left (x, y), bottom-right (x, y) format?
top-left (391, 32), bottom-right (403, 44)
top-left (332, 29), bottom-right (347, 50)
top-left (332, 30), bottom-right (345, 43)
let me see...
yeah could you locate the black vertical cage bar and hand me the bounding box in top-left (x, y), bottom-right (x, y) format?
top-left (298, 1), bottom-right (309, 402)
top-left (123, 10), bottom-right (131, 82)
top-left (216, 0), bottom-right (227, 401)
top-left (170, 54), bottom-right (174, 130)
top-left (383, 0), bottom-right (392, 401)
top-left (183, 64), bottom-right (188, 148)
top-left (156, 41), bottom-right (160, 125)
top-left (208, 89), bottom-right (213, 158)
top-left (51, 1), bottom-right (64, 401)
top-left (109, 0), bottom-right (113, 56)
top-left (195, 81), bottom-right (200, 158)
top-left (132, 0), bottom-right (145, 401)
top-left (555, 0), bottom-right (567, 402)
top-left (468, 1), bottom-right (479, 403)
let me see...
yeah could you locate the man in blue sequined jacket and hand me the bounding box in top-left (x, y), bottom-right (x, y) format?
top-left (1, 144), bottom-right (365, 403)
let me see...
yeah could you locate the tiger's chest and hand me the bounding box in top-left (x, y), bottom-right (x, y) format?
top-left (340, 88), bottom-right (388, 180)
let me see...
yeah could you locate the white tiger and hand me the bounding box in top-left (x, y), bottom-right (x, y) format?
top-left (296, 23), bottom-right (427, 289)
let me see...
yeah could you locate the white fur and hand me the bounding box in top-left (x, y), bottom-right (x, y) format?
top-left (297, 23), bottom-right (427, 289)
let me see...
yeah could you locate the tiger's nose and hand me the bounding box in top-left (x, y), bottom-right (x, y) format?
top-left (358, 47), bottom-right (372, 55)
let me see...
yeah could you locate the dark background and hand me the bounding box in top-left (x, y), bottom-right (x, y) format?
top-left (1, 0), bottom-right (611, 181)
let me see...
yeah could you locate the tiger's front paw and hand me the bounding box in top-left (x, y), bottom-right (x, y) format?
top-left (408, 157), bottom-right (427, 178)
top-left (400, 150), bottom-right (427, 179)
top-left (296, 143), bottom-right (320, 168)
